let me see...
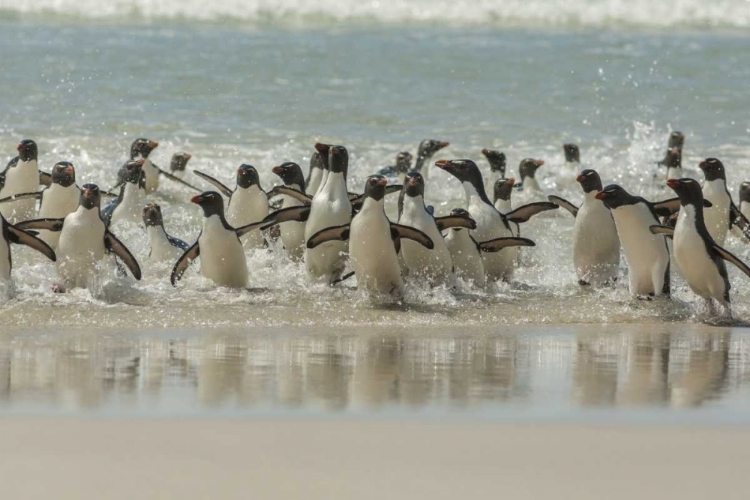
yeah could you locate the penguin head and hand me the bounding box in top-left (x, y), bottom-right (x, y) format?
top-left (364, 175), bottom-right (388, 201)
top-left (191, 191), bottom-right (225, 218)
top-left (668, 131), bottom-right (685, 150)
top-left (236, 164), bottom-right (260, 189)
top-left (16, 140), bottom-right (38, 162)
top-left (170, 152), bottom-right (192, 173)
top-left (493, 178), bottom-right (515, 202)
top-left (122, 158), bottom-right (145, 184)
top-left (482, 149), bottom-right (507, 174)
top-left (395, 152), bottom-right (413, 174)
top-left (449, 207), bottom-right (471, 232)
top-left (435, 159), bottom-right (485, 195)
top-left (563, 144), bottom-right (580, 163)
top-left (699, 158), bottom-right (726, 182)
top-left (51, 161), bottom-right (76, 187)
top-left (519, 158), bottom-right (544, 181)
top-left (79, 183), bottom-right (101, 210)
top-left (404, 172), bottom-right (425, 198)
top-left (309, 151), bottom-right (325, 172)
top-left (576, 169), bottom-right (603, 194)
top-left (142, 203), bottom-right (164, 227)
top-left (418, 139), bottom-right (450, 159)
top-left (272, 162), bottom-right (305, 191)
top-left (666, 178), bottom-right (704, 207)
top-left (658, 147), bottom-right (681, 168)
top-left (314, 143), bottom-right (332, 171)
top-left (594, 184), bottom-right (633, 209)
top-left (327, 145), bottom-right (348, 177)
top-left (740, 182), bottom-right (750, 203)
top-left (130, 138), bottom-right (158, 160)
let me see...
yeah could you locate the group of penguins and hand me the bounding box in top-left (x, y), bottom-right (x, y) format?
top-left (1, 133), bottom-right (750, 318)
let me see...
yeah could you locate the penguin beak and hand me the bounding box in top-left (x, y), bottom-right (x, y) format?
top-left (594, 191), bottom-right (607, 200)
top-left (666, 179), bottom-right (680, 189)
top-left (16, 143), bottom-right (22, 152)
top-left (439, 141), bottom-right (450, 148)
top-left (576, 173), bottom-right (585, 182)
top-left (191, 195), bottom-right (204, 204)
top-left (183, 153), bottom-right (192, 160)
top-left (314, 143), bottom-right (329, 155)
top-left (65, 165), bottom-right (74, 175)
top-left (434, 159), bottom-right (449, 169)
top-left (134, 158), bottom-right (145, 166)
top-left (272, 165), bottom-right (283, 175)
top-left (533, 159), bottom-right (545, 168)
top-left (376, 176), bottom-right (388, 186)
top-left (408, 176), bottom-right (419, 186)
top-left (699, 161), bottom-right (708, 170)
top-left (148, 140), bottom-right (159, 149)
top-left (481, 148), bottom-right (490, 155)
top-left (506, 178), bottom-right (515, 186)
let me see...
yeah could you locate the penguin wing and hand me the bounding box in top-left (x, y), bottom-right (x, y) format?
top-left (6, 225), bottom-right (56, 262)
top-left (729, 203), bottom-right (750, 238)
top-left (547, 195), bottom-right (579, 217)
top-left (649, 225), bottom-right (675, 237)
top-left (0, 191), bottom-right (42, 204)
top-left (171, 240), bottom-right (200, 286)
top-left (376, 165), bottom-right (397, 177)
top-left (390, 223), bottom-right (433, 249)
top-left (267, 185), bottom-right (312, 204)
top-left (505, 202), bottom-right (559, 224)
top-left (104, 230), bottom-right (142, 280)
top-left (652, 198), bottom-right (681, 217)
top-left (263, 206), bottom-right (311, 225)
top-left (2, 156), bottom-right (18, 174)
top-left (235, 220), bottom-right (275, 238)
top-left (434, 215), bottom-right (476, 232)
top-left (154, 164), bottom-right (201, 191)
top-left (193, 171), bottom-right (233, 198)
top-left (14, 218), bottom-right (64, 232)
top-left (167, 234), bottom-right (191, 251)
top-left (100, 199), bottom-right (118, 227)
top-left (713, 245), bottom-right (750, 279)
top-left (306, 224), bottom-right (351, 249)
top-left (478, 237), bottom-right (536, 253)
top-left (39, 171), bottom-right (52, 187)
top-left (426, 205), bottom-right (435, 216)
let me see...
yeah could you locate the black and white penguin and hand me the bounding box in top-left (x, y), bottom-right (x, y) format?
top-left (16, 184), bottom-right (141, 292)
top-left (171, 191), bottom-right (271, 288)
top-left (377, 152), bottom-right (413, 184)
top-left (194, 164), bottom-right (269, 249)
top-left (493, 177), bottom-right (515, 215)
top-left (515, 158), bottom-right (547, 206)
top-left (548, 169), bottom-right (620, 286)
top-left (0, 140), bottom-right (44, 222)
top-left (271, 162), bottom-right (307, 259)
top-left (594, 185), bottom-right (671, 297)
top-left (118, 138), bottom-right (199, 193)
top-left (436, 159), bottom-right (552, 282)
top-left (143, 203), bottom-right (189, 264)
top-left (103, 159), bottom-right (146, 227)
top-left (443, 208), bottom-right (486, 286)
top-left (657, 147), bottom-right (682, 181)
top-left (563, 144), bottom-right (580, 165)
top-left (412, 139), bottom-right (450, 179)
top-left (35, 162), bottom-right (81, 249)
top-left (305, 152), bottom-right (326, 197)
top-left (306, 175), bottom-right (434, 299)
top-left (697, 158), bottom-right (749, 246)
top-left (0, 212), bottom-right (56, 283)
top-left (740, 182), bottom-right (750, 220)
top-left (169, 152), bottom-right (192, 179)
top-left (482, 149), bottom-right (507, 196)
top-left (667, 131), bottom-right (685, 151)
top-left (650, 178), bottom-right (750, 317)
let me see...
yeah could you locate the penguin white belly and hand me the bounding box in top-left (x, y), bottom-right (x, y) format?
top-left (444, 230), bottom-right (485, 286)
top-left (399, 199), bottom-right (452, 283)
top-left (110, 184), bottom-right (144, 226)
top-left (702, 181), bottom-right (730, 246)
top-left (673, 208), bottom-right (727, 302)
top-left (56, 208), bottom-right (106, 288)
top-left (469, 200), bottom-right (514, 281)
top-left (485, 172), bottom-right (500, 200)
top-left (147, 227), bottom-right (183, 263)
top-left (0, 160), bottom-right (39, 223)
top-left (611, 205), bottom-right (669, 296)
top-left (37, 184), bottom-right (79, 249)
top-left (307, 170), bottom-right (323, 197)
top-left (0, 238), bottom-right (10, 281)
top-left (350, 203), bottom-right (402, 296)
top-left (227, 186), bottom-right (269, 249)
top-left (573, 199), bottom-right (620, 285)
top-left (279, 194), bottom-right (306, 260)
top-left (142, 159), bottom-right (160, 194)
top-left (304, 179), bottom-right (351, 279)
top-left (198, 215), bottom-right (248, 288)
top-left (493, 198), bottom-right (520, 261)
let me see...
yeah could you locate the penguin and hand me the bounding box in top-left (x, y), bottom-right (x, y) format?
top-left (650, 178), bottom-right (750, 318)
top-left (194, 164), bottom-right (269, 249)
top-left (15, 184), bottom-right (141, 292)
top-left (482, 149), bottom-right (507, 198)
top-left (143, 203), bottom-right (189, 264)
top-left (657, 147), bottom-right (682, 181)
top-left (377, 152), bottom-right (413, 183)
top-left (0, 212), bottom-right (56, 283)
top-left (443, 208), bottom-right (486, 286)
top-left (667, 131), bottom-right (685, 151)
top-left (117, 138), bottom-right (199, 193)
top-left (594, 185), bottom-right (672, 298)
top-left (698, 158), bottom-right (750, 246)
top-left (305, 175), bottom-right (434, 299)
top-left (102, 159), bottom-right (146, 228)
top-left (412, 139), bottom-right (450, 179)
top-left (515, 158), bottom-right (547, 206)
top-left (169, 152), bottom-right (192, 179)
top-left (548, 169), bottom-right (620, 286)
top-left (171, 191), bottom-right (271, 288)
top-left (739, 182), bottom-right (750, 219)
top-left (493, 178), bottom-right (517, 231)
top-left (435, 159), bottom-right (553, 282)
top-left (270, 162), bottom-right (307, 260)
top-left (0, 140), bottom-right (46, 223)
top-left (305, 152), bottom-right (326, 197)
top-left (563, 144), bottom-right (580, 165)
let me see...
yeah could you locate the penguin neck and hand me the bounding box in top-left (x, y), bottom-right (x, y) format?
top-left (414, 154), bottom-right (428, 172)
top-left (320, 171), bottom-right (348, 200)
top-left (16, 158), bottom-right (37, 171)
top-left (203, 212), bottom-right (232, 231)
top-left (680, 203), bottom-right (710, 238)
top-left (360, 196), bottom-right (385, 215)
top-left (402, 194), bottom-right (427, 217)
top-left (494, 198), bottom-right (512, 213)
top-left (147, 224), bottom-right (169, 241)
top-left (75, 204), bottom-right (101, 221)
top-left (522, 176), bottom-right (541, 192)
top-left (582, 190), bottom-right (599, 205)
top-left (122, 181), bottom-right (143, 203)
top-left (463, 180), bottom-right (492, 208)
top-left (703, 178), bottom-right (726, 196)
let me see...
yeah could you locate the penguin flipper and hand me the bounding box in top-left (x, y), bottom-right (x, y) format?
top-left (193, 171), bottom-right (233, 198)
top-left (649, 225), bottom-right (675, 237)
top-left (235, 220), bottom-right (275, 238)
top-left (390, 223), bottom-right (433, 249)
top-left (306, 224), bottom-right (351, 249)
top-left (263, 206), bottom-right (311, 225)
top-left (38, 171), bottom-right (52, 187)
top-left (171, 241), bottom-right (200, 286)
top-left (167, 234), bottom-right (191, 251)
top-left (653, 198), bottom-right (681, 217)
top-left (14, 218), bottom-right (64, 232)
top-left (6, 225), bottom-right (56, 262)
top-left (155, 166), bottom-right (201, 192)
top-left (506, 202), bottom-right (559, 224)
top-left (101, 200), bottom-right (118, 227)
top-left (434, 215), bottom-right (476, 232)
top-left (713, 245), bottom-right (750, 279)
top-left (104, 231), bottom-right (142, 280)
top-left (547, 195), bottom-right (579, 217)
top-left (478, 237), bottom-right (536, 253)
top-left (729, 203), bottom-right (750, 239)
top-left (0, 191), bottom-right (42, 204)
top-left (267, 185), bottom-right (312, 204)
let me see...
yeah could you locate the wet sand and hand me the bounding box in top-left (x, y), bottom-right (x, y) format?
top-left (0, 418), bottom-right (746, 499)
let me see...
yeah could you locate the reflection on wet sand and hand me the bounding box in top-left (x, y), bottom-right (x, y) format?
top-left (0, 325), bottom-right (747, 414)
